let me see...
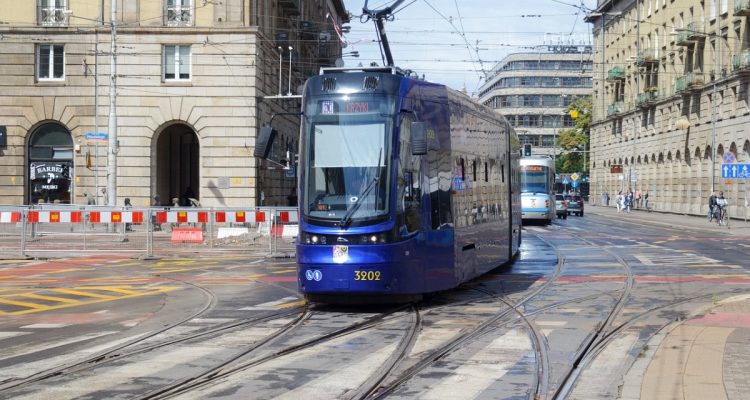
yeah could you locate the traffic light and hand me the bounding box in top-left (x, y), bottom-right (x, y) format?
top-left (582, 173), bottom-right (588, 183)
top-left (523, 144), bottom-right (532, 157)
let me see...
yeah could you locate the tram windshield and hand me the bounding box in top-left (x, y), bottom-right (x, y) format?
top-left (301, 95), bottom-right (395, 226)
top-left (520, 165), bottom-right (552, 194)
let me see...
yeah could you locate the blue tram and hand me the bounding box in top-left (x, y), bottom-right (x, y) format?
top-left (520, 156), bottom-right (556, 224)
top-left (257, 67), bottom-right (521, 303)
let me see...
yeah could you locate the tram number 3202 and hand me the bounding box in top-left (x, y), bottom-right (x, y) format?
top-left (354, 270), bottom-right (381, 281)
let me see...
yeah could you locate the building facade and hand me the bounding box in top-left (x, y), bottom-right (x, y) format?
top-left (0, 0), bottom-right (347, 207)
top-left (587, 0), bottom-right (750, 215)
top-left (478, 46), bottom-right (593, 157)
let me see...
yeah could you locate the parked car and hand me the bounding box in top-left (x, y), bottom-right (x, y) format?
top-left (564, 194), bottom-right (584, 216)
top-left (555, 194), bottom-right (568, 219)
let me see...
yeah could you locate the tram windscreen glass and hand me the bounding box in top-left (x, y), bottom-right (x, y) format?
top-left (302, 95), bottom-right (395, 226)
top-left (520, 166), bottom-right (551, 193)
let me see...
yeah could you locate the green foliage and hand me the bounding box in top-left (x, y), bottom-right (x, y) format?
top-left (556, 97), bottom-right (591, 173)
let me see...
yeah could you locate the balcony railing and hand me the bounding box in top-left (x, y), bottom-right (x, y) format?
top-left (607, 101), bottom-right (625, 117)
top-left (635, 91), bottom-right (657, 108)
top-left (606, 66), bottom-right (626, 81)
top-left (676, 73), bottom-right (705, 93)
top-left (686, 20), bottom-right (706, 41)
top-left (636, 48), bottom-right (658, 65)
top-left (38, 6), bottom-right (69, 26)
top-left (732, 50), bottom-right (750, 71)
top-left (165, 5), bottom-right (192, 26)
top-left (675, 29), bottom-right (693, 46)
top-left (735, 0), bottom-right (750, 16)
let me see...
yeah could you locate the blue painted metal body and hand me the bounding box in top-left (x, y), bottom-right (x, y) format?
top-left (295, 67), bottom-right (521, 299)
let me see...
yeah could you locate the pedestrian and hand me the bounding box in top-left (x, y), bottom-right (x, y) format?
top-left (635, 190), bottom-right (641, 208)
top-left (627, 190), bottom-right (634, 212)
top-left (616, 191), bottom-right (623, 212)
top-left (644, 191), bottom-right (649, 210)
top-left (605, 191), bottom-right (610, 207)
top-left (124, 197), bottom-right (133, 231)
top-left (287, 187), bottom-right (298, 207)
top-left (152, 196), bottom-right (162, 231)
top-left (708, 191), bottom-right (717, 222)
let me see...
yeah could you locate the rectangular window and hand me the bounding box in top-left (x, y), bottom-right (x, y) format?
top-left (165, 0), bottom-right (192, 26)
top-left (37, 44), bottom-right (65, 80)
top-left (38, 0), bottom-right (69, 26)
top-left (164, 45), bottom-right (191, 81)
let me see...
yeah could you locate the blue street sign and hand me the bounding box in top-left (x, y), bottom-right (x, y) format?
top-left (722, 163), bottom-right (750, 179)
top-left (723, 151), bottom-right (736, 164)
top-left (85, 132), bottom-right (108, 142)
top-left (572, 181), bottom-right (578, 188)
top-left (562, 178), bottom-right (569, 185)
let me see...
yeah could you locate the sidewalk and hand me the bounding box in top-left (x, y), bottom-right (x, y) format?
top-left (588, 204), bottom-right (750, 399)
top-left (588, 203), bottom-right (750, 237)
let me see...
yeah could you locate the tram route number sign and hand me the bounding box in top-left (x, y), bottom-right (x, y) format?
top-left (722, 163), bottom-right (750, 179)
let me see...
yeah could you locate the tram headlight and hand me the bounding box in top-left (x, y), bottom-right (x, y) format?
top-left (358, 232), bottom-right (389, 244)
top-left (300, 232), bottom-right (326, 245)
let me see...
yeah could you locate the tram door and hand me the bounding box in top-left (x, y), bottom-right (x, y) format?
top-left (155, 124), bottom-right (199, 206)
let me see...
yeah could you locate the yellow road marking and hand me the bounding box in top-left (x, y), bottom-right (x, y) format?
top-left (278, 300), bottom-right (306, 309)
top-left (53, 289), bottom-right (117, 299)
top-left (0, 286), bottom-right (180, 316)
top-left (0, 298), bottom-right (48, 309)
top-left (270, 269), bottom-right (296, 274)
top-left (16, 293), bottom-right (80, 304)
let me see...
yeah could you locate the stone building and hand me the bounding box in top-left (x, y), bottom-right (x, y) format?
top-left (477, 46), bottom-right (593, 158)
top-left (587, 0), bottom-right (750, 216)
top-left (0, 0), bottom-right (347, 207)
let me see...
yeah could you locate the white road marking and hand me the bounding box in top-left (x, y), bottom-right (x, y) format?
top-left (0, 331), bottom-right (31, 340)
top-left (417, 329), bottom-right (532, 399)
top-left (0, 331), bottom-right (152, 380)
top-left (20, 323), bottom-right (70, 329)
top-left (0, 331), bottom-right (117, 363)
top-left (238, 296), bottom-right (300, 310)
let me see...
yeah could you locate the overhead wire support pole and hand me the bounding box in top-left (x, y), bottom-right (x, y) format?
top-left (107, 0), bottom-right (118, 207)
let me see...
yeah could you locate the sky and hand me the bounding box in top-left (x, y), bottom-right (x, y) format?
top-left (340, 0), bottom-right (597, 97)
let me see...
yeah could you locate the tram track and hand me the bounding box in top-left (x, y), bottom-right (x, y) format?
top-left (0, 278), bottom-right (306, 395)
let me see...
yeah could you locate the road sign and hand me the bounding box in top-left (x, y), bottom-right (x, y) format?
top-left (562, 178), bottom-right (569, 185)
top-left (572, 181), bottom-right (578, 188)
top-left (723, 151), bottom-right (736, 164)
top-left (570, 173), bottom-right (579, 181)
top-left (722, 163), bottom-right (750, 179)
top-left (630, 169), bottom-right (638, 182)
top-left (85, 132), bottom-right (108, 142)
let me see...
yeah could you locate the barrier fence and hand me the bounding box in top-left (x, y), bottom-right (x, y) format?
top-left (0, 205), bottom-right (299, 259)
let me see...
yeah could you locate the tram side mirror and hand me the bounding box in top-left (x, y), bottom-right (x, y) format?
top-left (411, 122), bottom-right (427, 155)
top-left (254, 126), bottom-right (277, 159)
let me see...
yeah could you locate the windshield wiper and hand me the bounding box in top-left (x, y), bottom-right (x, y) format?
top-left (339, 149), bottom-right (382, 228)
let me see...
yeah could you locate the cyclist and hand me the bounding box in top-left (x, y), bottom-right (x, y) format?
top-left (715, 191), bottom-right (728, 225)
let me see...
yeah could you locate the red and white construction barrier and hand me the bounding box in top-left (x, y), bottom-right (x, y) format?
top-left (89, 211), bottom-right (144, 224)
top-left (215, 211), bottom-right (266, 224)
top-left (27, 211), bottom-right (82, 223)
top-left (156, 211), bottom-right (209, 224)
top-left (276, 210), bottom-right (299, 223)
top-left (0, 212), bottom-right (21, 223)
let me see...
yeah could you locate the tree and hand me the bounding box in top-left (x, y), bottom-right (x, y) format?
top-left (556, 97), bottom-right (591, 173)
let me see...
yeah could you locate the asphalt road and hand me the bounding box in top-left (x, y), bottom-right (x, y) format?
top-left (1, 208), bottom-right (749, 399)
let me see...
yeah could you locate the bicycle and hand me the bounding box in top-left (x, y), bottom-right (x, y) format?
top-left (714, 205), bottom-right (729, 226)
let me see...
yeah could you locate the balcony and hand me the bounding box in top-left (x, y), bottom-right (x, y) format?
top-left (732, 50), bottom-right (750, 72)
top-left (165, 5), bottom-right (192, 26)
top-left (676, 73), bottom-right (705, 93)
top-left (635, 91), bottom-right (657, 108)
top-left (735, 0), bottom-right (750, 16)
top-left (675, 29), bottom-right (694, 46)
top-left (37, 6), bottom-right (69, 26)
top-left (636, 48), bottom-right (658, 65)
top-left (606, 66), bottom-right (626, 81)
top-left (607, 101), bottom-right (625, 117)
top-left (686, 20), bottom-right (706, 41)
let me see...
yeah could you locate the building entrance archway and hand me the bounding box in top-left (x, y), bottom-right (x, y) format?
top-left (28, 122), bottom-right (74, 204)
top-left (155, 123), bottom-right (200, 206)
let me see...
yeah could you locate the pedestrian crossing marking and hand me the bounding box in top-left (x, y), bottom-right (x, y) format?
top-left (634, 253), bottom-right (738, 268)
top-left (0, 286), bottom-right (179, 316)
